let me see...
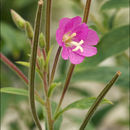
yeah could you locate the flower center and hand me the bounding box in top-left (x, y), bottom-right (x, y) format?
top-left (63, 32), bottom-right (84, 52)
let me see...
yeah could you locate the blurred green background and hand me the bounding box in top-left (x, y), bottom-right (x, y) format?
top-left (0, 0), bottom-right (129, 130)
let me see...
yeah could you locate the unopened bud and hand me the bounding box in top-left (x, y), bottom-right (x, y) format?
top-left (39, 33), bottom-right (46, 48)
top-left (25, 22), bottom-right (34, 40)
top-left (11, 9), bottom-right (26, 30)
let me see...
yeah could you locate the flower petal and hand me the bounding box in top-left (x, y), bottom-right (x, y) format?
top-left (72, 23), bottom-right (88, 42)
top-left (59, 17), bottom-right (71, 28)
top-left (75, 44), bottom-right (97, 57)
top-left (64, 16), bottom-right (82, 34)
top-left (69, 50), bottom-right (85, 64)
top-left (56, 18), bottom-right (71, 46)
top-left (62, 47), bottom-right (69, 60)
top-left (85, 29), bottom-right (99, 45)
top-left (56, 28), bottom-right (64, 46)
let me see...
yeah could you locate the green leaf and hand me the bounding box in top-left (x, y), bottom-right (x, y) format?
top-left (74, 67), bottom-right (128, 89)
top-left (16, 61), bottom-right (30, 67)
top-left (48, 82), bottom-right (61, 97)
top-left (16, 61), bottom-right (42, 77)
top-left (101, 0), bottom-right (129, 10)
top-left (78, 25), bottom-right (130, 68)
top-left (55, 97), bottom-right (112, 120)
top-left (0, 87), bottom-right (45, 106)
top-left (115, 53), bottom-right (129, 68)
top-left (0, 87), bottom-right (28, 96)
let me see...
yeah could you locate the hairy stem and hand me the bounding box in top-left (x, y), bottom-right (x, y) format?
top-left (79, 71), bottom-right (121, 130)
top-left (50, 46), bottom-right (62, 84)
top-left (29, 0), bottom-right (43, 130)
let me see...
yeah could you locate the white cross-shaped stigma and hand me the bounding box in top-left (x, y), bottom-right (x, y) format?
top-left (71, 40), bottom-right (84, 52)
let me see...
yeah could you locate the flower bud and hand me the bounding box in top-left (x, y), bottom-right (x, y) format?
top-left (39, 33), bottom-right (46, 48)
top-left (25, 22), bottom-right (34, 40)
top-left (11, 9), bottom-right (26, 30)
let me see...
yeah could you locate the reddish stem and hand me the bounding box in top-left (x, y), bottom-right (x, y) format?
top-left (50, 46), bottom-right (62, 84)
top-left (42, 48), bottom-right (46, 61)
top-left (0, 53), bottom-right (28, 84)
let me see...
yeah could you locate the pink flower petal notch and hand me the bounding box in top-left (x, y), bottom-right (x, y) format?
top-left (56, 16), bottom-right (99, 64)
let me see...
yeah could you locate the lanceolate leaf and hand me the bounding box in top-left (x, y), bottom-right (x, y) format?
top-left (78, 25), bottom-right (129, 68)
top-left (101, 0), bottom-right (129, 10)
top-left (16, 61), bottom-right (41, 76)
top-left (0, 87), bottom-right (28, 96)
top-left (0, 87), bottom-right (45, 105)
top-left (54, 97), bottom-right (112, 120)
top-left (74, 67), bottom-right (129, 89)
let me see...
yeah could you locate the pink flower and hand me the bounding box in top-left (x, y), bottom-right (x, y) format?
top-left (56, 16), bottom-right (99, 64)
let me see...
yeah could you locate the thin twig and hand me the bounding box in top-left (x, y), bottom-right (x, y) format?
top-left (79, 71), bottom-right (121, 130)
top-left (50, 46), bottom-right (62, 84)
top-left (29, 0), bottom-right (43, 129)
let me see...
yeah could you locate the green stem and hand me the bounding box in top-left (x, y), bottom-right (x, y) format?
top-left (54, 0), bottom-right (92, 117)
top-left (50, 46), bottom-right (62, 84)
top-left (43, 68), bottom-right (53, 130)
top-left (79, 71), bottom-right (121, 130)
top-left (29, 0), bottom-right (43, 130)
top-left (45, 0), bottom-right (52, 83)
top-left (46, 97), bottom-right (53, 130)
top-left (45, 0), bottom-right (52, 54)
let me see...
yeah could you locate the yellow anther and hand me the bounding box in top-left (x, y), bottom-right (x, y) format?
top-left (63, 32), bottom-right (76, 43)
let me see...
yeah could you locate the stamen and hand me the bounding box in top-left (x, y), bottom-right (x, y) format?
top-left (70, 33), bottom-right (76, 38)
top-left (63, 33), bottom-right (76, 43)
